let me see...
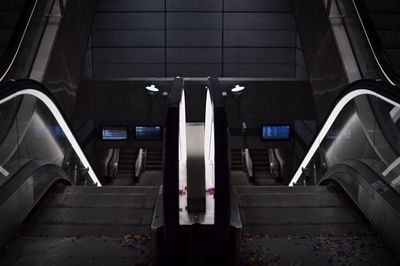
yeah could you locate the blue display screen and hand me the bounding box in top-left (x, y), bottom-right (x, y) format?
top-left (48, 125), bottom-right (65, 138)
top-left (261, 125), bottom-right (291, 141)
top-left (102, 127), bottom-right (128, 140)
top-left (135, 126), bottom-right (162, 140)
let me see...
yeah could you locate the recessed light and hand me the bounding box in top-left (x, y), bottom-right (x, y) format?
top-left (146, 84), bottom-right (159, 92)
top-left (231, 84), bottom-right (245, 93)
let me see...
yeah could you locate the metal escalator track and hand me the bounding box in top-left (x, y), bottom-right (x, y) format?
top-left (353, 0), bottom-right (400, 86)
top-left (0, 0), bottom-right (54, 81)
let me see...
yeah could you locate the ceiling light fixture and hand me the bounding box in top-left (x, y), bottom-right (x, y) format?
top-left (231, 84), bottom-right (245, 93)
top-left (146, 84), bottom-right (159, 92)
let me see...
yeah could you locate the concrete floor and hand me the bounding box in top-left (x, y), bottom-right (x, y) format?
top-left (231, 171), bottom-right (250, 186)
top-left (0, 234), bottom-right (152, 266)
top-left (240, 233), bottom-right (398, 266)
top-left (137, 171), bottom-right (162, 186)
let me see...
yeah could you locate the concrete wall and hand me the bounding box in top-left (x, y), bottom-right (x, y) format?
top-left (82, 0), bottom-right (308, 79)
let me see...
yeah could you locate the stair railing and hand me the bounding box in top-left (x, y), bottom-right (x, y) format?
top-left (135, 148), bottom-right (146, 178)
top-left (243, 148), bottom-right (253, 180)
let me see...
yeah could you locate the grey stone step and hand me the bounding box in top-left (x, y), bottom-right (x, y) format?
top-left (138, 171), bottom-right (162, 186)
top-left (243, 223), bottom-right (370, 236)
top-left (235, 186), bottom-right (335, 194)
top-left (239, 207), bottom-right (365, 225)
top-left (47, 193), bottom-right (157, 209)
top-left (61, 186), bottom-right (158, 195)
top-left (254, 178), bottom-right (278, 186)
top-left (29, 207), bottom-right (154, 226)
top-left (237, 193), bottom-right (349, 208)
top-left (21, 224), bottom-right (151, 237)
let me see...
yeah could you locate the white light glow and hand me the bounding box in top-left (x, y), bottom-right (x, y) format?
top-left (204, 90), bottom-right (215, 189)
top-left (289, 88), bottom-right (400, 186)
top-left (145, 84), bottom-right (159, 92)
top-left (231, 85), bottom-right (245, 93)
top-left (0, 89), bottom-right (101, 186)
top-left (179, 90), bottom-right (187, 190)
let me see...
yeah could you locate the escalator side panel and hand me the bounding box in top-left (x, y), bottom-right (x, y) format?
top-left (0, 160), bottom-right (69, 245)
top-left (320, 160), bottom-right (400, 251)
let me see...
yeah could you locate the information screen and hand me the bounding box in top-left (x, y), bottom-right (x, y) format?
top-left (48, 125), bottom-right (65, 138)
top-left (135, 126), bottom-right (162, 140)
top-left (261, 125), bottom-right (291, 141)
top-left (102, 126), bottom-right (128, 140)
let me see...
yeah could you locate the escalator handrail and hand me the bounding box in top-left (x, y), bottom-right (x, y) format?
top-left (290, 79), bottom-right (400, 186)
top-left (162, 77), bottom-right (183, 249)
top-left (207, 77), bottom-right (231, 237)
top-left (0, 0), bottom-right (41, 81)
top-left (0, 79), bottom-right (101, 186)
top-left (352, 0), bottom-right (400, 87)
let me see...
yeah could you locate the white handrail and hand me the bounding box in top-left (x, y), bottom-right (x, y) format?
top-left (289, 88), bottom-right (400, 186)
top-left (135, 148), bottom-right (144, 177)
top-left (244, 148), bottom-right (253, 178)
top-left (1, 0), bottom-right (40, 81)
top-left (351, 0), bottom-right (396, 86)
top-left (0, 88), bottom-right (101, 186)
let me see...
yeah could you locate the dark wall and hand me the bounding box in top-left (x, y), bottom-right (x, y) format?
top-left (74, 80), bottom-right (172, 122)
top-left (83, 0), bottom-right (307, 79)
top-left (292, 0), bottom-right (348, 123)
top-left (222, 80), bottom-right (316, 124)
top-left (222, 80), bottom-right (316, 149)
top-left (43, 0), bottom-right (98, 118)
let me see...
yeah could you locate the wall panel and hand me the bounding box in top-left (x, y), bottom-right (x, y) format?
top-left (87, 0), bottom-right (308, 78)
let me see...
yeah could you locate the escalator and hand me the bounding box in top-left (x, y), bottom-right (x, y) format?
top-left (230, 149), bottom-right (250, 186)
top-left (137, 149), bottom-right (162, 186)
top-left (0, 0), bottom-right (54, 81)
top-left (251, 149), bottom-right (274, 186)
top-left (0, 0), bottom-right (27, 58)
top-left (362, 0), bottom-right (400, 75)
top-left (2, 185), bottom-right (158, 265)
top-left (348, 0), bottom-right (400, 86)
top-left (235, 80), bottom-right (400, 264)
top-left (237, 176), bottom-right (398, 265)
top-left (0, 80), bottom-right (160, 265)
top-left (2, 77), bottom-right (400, 265)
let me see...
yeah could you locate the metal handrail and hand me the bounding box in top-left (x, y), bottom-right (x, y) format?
top-left (244, 148), bottom-right (253, 178)
top-left (0, 79), bottom-right (101, 186)
top-left (0, 0), bottom-right (47, 81)
top-left (289, 80), bottom-right (400, 186)
top-left (135, 148), bottom-right (145, 178)
top-left (351, 0), bottom-right (400, 87)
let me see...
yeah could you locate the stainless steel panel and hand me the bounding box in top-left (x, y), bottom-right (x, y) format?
top-left (186, 123), bottom-right (206, 211)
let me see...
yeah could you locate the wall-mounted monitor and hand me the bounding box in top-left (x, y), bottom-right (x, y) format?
top-left (261, 124), bottom-right (291, 141)
top-left (102, 126), bottom-right (128, 141)
top-left (48, 125), bottom-right (65, 138)
top-left (134, 126), bottom-right (162, 140)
